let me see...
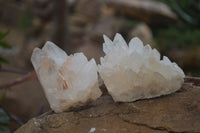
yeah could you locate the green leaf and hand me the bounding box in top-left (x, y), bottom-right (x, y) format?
top-left (0, 89), bottom-right (7, 104)
top-left (0, 57), bottom-right (8, 64)
top-left (19, 11), bottom-right (33, 29)
top-left (0, 125), bottom-right (10, 133)
top-left (0, 108), bottom-right (10, 124)
top-left (0, 31), bottom-right (9, 40)
top-left (0, 41), bottom-right (11, 49)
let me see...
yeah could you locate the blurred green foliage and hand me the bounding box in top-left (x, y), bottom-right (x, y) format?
top-left (19, 11), bottom-right (33, 29)
top-left (0, 31), bottom-right (10, 49)
top-left (154, 0), bottom-right (200, 51)
top-left (155, 27), bottom-right (200, 50)
top-left (0, 30), bottom-right (11, 68)
top-left (0, 30), bottom-right (10, 132)
top-left (157, 0), bottom-right (200, 26)
top-left (0, 90), bottom-right (10, 133)
top-left (0, 108), bottom-right (10, 133)
top-left (169, 0), bottom-right (200, 26)
top-left (123, 19), bottom-right (141, 28)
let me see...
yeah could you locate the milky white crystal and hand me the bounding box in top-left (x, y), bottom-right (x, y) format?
top-left (31, 41), bottom-right (102, 113)
top-left (98, 33), bottom-right (185, 102)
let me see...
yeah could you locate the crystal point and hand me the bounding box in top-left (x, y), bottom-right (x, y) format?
top-left (31, 41), bottom-right (102, 113)
top-left (98, 33), bottom-right (185, 102)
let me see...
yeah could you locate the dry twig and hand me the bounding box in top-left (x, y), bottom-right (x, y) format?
top-left (0, 71), bottom-right (37, 90)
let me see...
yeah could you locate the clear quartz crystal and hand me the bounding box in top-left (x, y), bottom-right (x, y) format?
top-left (31, 41), bottom-right (102, 113)
top-left (98, 33), bottom-right (185, 102)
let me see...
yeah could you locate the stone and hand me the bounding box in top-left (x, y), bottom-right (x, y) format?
top-left (75, 0), bottom-right (101, 20)
top-left (76, 15), bottom-right (122, 63)
top-left (86, 15), bottom-right (123, 43)
top-left (106, 0), bottom-right (177, 24)
top-left (128, 23), bottom-right (154, 47)
top-left (165, 48), bottom-right (200, 70)
top-left (15, 83), bottom-right (200, 133)
top-left (98, 33), bottom-right (185, 102)
top-left (31, 41), bottom-right (102, 113)
top-left (77, 41), bottom-right (104, 64)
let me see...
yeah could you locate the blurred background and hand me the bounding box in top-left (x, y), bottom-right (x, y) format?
top-left (0, 0), bottom-right (200, 132)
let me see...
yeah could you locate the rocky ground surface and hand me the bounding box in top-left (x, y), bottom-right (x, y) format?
top-left (15, 81), bottom-right (200, 133)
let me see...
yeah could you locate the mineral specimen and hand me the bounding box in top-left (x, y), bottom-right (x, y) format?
top-left (98, 33), bottom-right (185, 102)
top-left (31, 41), bottom-right (102, 113)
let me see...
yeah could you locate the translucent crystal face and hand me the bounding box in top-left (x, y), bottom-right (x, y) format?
top-left (31, 41), bottom-right (102, 113)
top-left (98, 33), bottom-right (185, 102)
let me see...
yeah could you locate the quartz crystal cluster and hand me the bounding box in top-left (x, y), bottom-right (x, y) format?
top-left (31, 41), bottom-right (102, 113)
top-left (98, 33), bottom-right (185, 102)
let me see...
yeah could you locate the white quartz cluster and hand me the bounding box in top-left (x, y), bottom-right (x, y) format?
top-left (31, 41), bottom-right (102, 113)
top-left (98, 33), bottom-right (185, 102)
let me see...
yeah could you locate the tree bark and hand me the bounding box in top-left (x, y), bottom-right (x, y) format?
top-left (53, 0), bottom-right (70, 53)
